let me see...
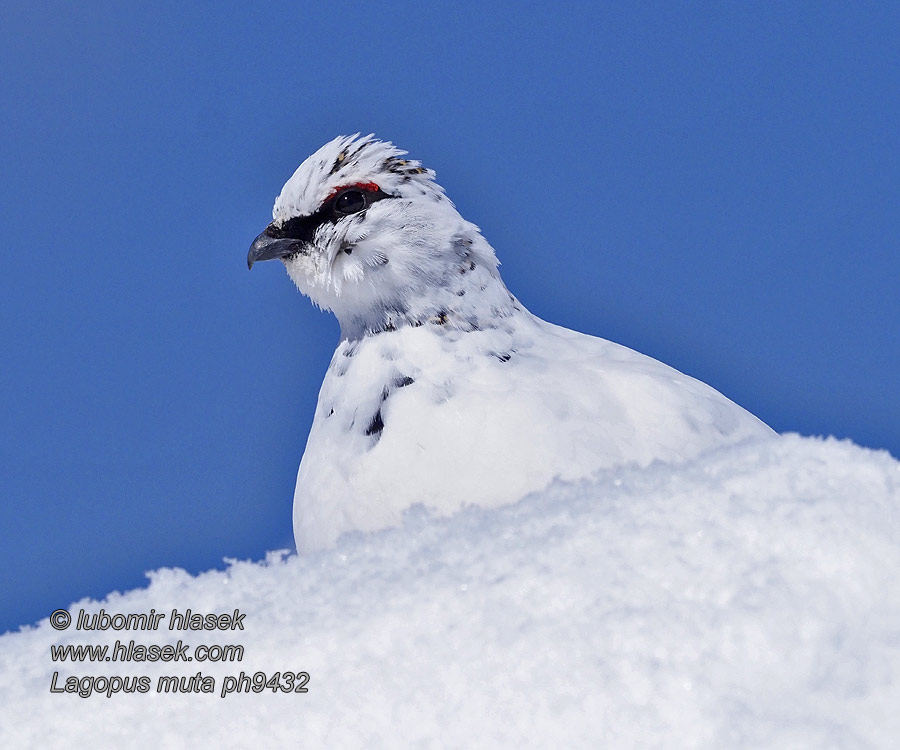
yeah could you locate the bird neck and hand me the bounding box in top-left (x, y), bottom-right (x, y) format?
top-left (336, 262), bottom-right (521, 341)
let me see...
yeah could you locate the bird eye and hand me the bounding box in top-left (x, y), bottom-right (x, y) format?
top-left (334, 189), bottom-right (367, 216)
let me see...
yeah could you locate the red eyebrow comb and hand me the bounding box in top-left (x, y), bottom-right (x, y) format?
top-left (325, 182), bottom-right (381, 201)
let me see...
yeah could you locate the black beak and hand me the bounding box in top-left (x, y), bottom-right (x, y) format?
top-left (247, 225), bottom-right (306, 269)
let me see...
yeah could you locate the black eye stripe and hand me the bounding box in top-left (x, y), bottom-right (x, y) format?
top-left (271, 187), bottom-right (393, 243)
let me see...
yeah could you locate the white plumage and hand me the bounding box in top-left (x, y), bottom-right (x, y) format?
top-left (248, 135), bottom-right (775, 551)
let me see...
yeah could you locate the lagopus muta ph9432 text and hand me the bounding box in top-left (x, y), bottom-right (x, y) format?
top-left (248, 134), bottom-right (775, 551)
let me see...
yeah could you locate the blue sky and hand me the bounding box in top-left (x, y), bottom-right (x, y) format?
top-left (2, 2), bottom-right (897, 634)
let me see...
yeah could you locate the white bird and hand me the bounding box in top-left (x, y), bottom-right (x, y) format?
top-left (249, 134), bottom-right (775, 552)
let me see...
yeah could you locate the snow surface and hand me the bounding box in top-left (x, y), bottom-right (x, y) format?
top-left (2, 434), bottom-right (899, 748)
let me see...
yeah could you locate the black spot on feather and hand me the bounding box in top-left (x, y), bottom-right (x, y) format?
top-left (347, 141), bottom-right (368, 162)
top-left (365, 409), bottom-right (384, 437)
top-left (329, 149), bottom-right (347, 175)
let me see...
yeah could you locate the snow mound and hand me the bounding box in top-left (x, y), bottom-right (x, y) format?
top-left (2, 434), bottom-right (899, 748)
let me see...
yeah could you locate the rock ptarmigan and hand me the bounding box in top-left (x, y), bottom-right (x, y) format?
top-left (248, 134), bottom-right (775, 551)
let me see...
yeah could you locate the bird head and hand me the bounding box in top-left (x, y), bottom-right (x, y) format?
top-left (248, 135), bottom-right (513, 339)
